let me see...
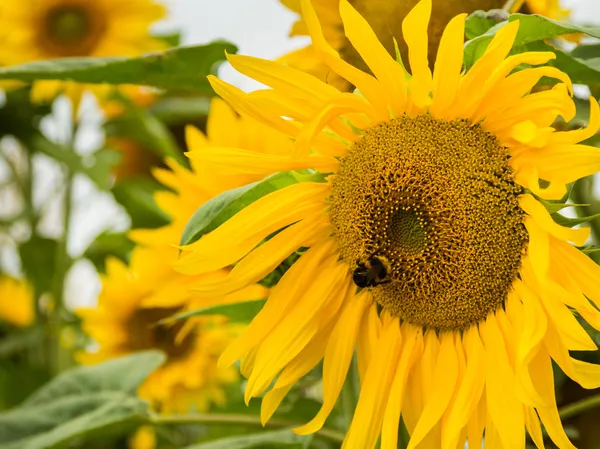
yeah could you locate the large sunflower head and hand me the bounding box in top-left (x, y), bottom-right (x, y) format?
top-left (0, 276), bottom-right (34, 328)
top-left (175, 0), bottom-right (600, 447)
top-left (0, 0), bottom-right (166, 103)
top-left (280, 0), bottom-right (570, 90)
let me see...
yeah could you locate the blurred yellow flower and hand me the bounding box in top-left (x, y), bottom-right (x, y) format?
top-left (129, 426), bottom-right (156, 449)
top-left (280, 0), bottom-right (570, 90)
top-left (78, 97), bottom-right (296, 412)
top-left (0, 276), bottom-right (35, 328)
top-left (0, 0), bottom-right (166, 103)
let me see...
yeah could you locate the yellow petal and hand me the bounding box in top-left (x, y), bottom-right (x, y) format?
top-left (300, 0), bottom-right (388, 118)
top-left (218, 239), bottom-right (336, 367)
top-left (481, 315), bottom-right (525, 449)
top-left (407, 332), bottom-right (458, 449)
top-left (441, 326), bottom-right (485, 449)
top-left (519, 194), bottom-right (590, 246)
top-left (175, 182), bottom-right (328, 275)
top-left (430, 13), bottom-right (466, 120)
top-left (344, 316), bottom-right (403, 449)
top-left (338, 0), bottom-right (407, 117)
top-left (244, 262), bottom-right (350, 401)
top-left (524, 406), bottom-right (545, 449)
top-left (528, 346), bottom-right (577, 449)
top-left (402, 0), bottom-right (433, 111)
top-left (356, 299), bottom-right (381, 380)
top-left (380, 323), bottom-right (423, 449)
top-left (295, 291), bottom-right (369, 434)
top-left (189, 218), bottom-right (329, 297)
top-left (550, 97), bottom-right (600, 145)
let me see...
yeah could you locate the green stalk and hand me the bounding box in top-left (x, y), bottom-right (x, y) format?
top-left (150, 413), bottom-right (345, 444)
top-left (559, 394), bottom-right (600, 421)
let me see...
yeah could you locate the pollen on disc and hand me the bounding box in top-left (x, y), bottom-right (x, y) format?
top-left (329, 115), bottom-right (528, 331)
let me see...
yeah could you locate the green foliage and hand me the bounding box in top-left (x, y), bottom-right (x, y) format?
top-left (464, 12), bottom-right (600, 86)
top-left (0, 43), bottom-right (236, 94)
top-left (105, 95), bottom-right (187, 167)
top-left (112, 178), bottom-right (171, 229)
top-left (163, 299), bottom-right (266, 325)
top-left (180, 171), bottom-right (327, 246)
top-left (184, 428), bottom-right (313, 449)
top-left (19, 236), bottom-right (58, 295)
top-left (27, 133), bottom-right (119, 190)
top-left (84, 232), bottom-right (136, 273)
top-left (0, 351), bottom-right (164, 449)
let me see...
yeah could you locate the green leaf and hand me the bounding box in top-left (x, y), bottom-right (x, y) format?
top-left (184, 429), bottom-right (312, 449)
top-left (464, 13), bottom-right (600, 69)
top-left (112, 178), bottom-right (171, 229)
top-left (19, 236), bottom-right (58, 295)
top-left (162, 299), bottom-right (266, 325)
top-left (180, 171), bottom-right (327, 246)
top-left (84, 231), bottom-right (136, 273)
top-left (542, 202), bottom-right (588, 214)
top-left (0, 88), bottom-right (51, 140)
top-left (105, 102), bottom-right (187, 167)
top-left (0, 43), bottom-right (236, 95)
top-left (464, 9), bottom-right (509, 40)
top-left (0, 327), bottom-right (44, 358)
top-left (581, 246), bottom-right (600, 255)
top-left (0, 351), bottom-right (165, 449)
top-left (551, 212), bottom-right (600, 228)
top-left (149, 95), bottom-right (211, 125)
top-left (28, 133), bottom-right (119, 190)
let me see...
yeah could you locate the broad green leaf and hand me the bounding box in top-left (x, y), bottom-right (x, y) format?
top-left (0, 43), bottom-right (236, 94)
top-left (112, 178), bottom-right (171, 229)
top-left (464, 13), bottom-right (600, 69)
top-left (162, 299), bottom-right (266, 325)
top-left (184, 428), bottom-right (312, 449)
top-left (551, 212), bottom-right (600, 228)
top-left (0, 351), bottom-right (165, 449)
top-left (84, 231), bottom-right (136, 273)
top-left (180, 171), bottom-right (327, 246)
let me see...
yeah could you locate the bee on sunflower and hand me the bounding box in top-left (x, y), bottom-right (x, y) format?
top-left (0, 0), bottom-right (166, 103)
top-left (174, 0), bottom-right (600, 447)
top-left (279, 0), bottom-right (570, 91)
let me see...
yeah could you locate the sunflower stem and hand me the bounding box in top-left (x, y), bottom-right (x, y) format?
top-left (150, 413), bottom-right (345, 444)
top-left (48, 119), bottom-right (77, 375)
top-left (559, 394), bottom-right (600, 421)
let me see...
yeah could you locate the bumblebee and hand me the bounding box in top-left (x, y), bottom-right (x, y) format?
top-left (352, 255), bottom-right (391, 288)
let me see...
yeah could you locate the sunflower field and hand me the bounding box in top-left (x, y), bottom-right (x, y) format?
top-left (2, 0), bottom-right (600, 448)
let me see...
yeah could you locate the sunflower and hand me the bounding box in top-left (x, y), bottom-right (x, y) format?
top-left (0, 0), bottom-right (166, 103)
top-left (78, 98), bottom-right (288, 412)
top-left (0, 276), bottom-right (34, 328)
top-left (280, 0), bottom-right (570, 91)
top-left (174, 0), bottom-right (600, 447)
top-left (77, 246), bottom-right (244, 413)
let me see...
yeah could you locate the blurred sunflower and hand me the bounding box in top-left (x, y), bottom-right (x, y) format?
top-left (0, 276), bottom-right (34, 328)
top-left (280, 0), bottom-right (569, 90)
top-left (78, 97), bottom-right (291, 412)
top-left (77, 246), bottom-right (243, 413)
top-left (174, 0), bottom-right (600, 447)
top-left (0, 0), bottom-right (166, 103)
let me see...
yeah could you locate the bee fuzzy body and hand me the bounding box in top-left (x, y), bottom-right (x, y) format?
top-left (352, 255), bottom-right (391, 288)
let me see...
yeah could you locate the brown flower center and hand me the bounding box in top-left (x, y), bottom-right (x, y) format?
top-left (127, 307), bottom-right (195, 360)
top-left (341, 0), bottom-right (507, 73)
top-left (41, 3), bottom-right (107, 57)
top-left (329, 115), bottom-right (528, 330)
